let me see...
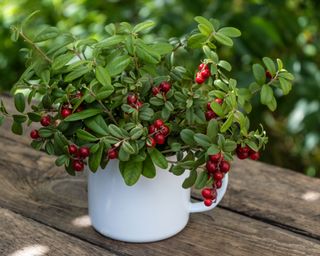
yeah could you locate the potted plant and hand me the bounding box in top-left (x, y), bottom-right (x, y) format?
top-left (0, 13), bottom-right (294, 242)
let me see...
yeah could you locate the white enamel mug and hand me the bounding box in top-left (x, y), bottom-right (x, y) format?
top-left (88, 155), bottom-right (228, 243)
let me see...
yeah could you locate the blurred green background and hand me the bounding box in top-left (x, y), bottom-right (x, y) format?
top-left (0, 0), bottom-right (319, 177)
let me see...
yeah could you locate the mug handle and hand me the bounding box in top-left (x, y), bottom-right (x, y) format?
top-left (189, 173), bottom-right (229, 213)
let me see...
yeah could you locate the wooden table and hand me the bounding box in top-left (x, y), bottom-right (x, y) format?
top-left (1, 96), bottom-right (320, 256)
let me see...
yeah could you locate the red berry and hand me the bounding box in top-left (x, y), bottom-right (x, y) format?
top-left (30, 129), bottom-right (39, 139)
top-left (206, 161), bottom-right (217, 173)
top-left (205, 110), bottom-right (216, 121)
top-left (210, 152), bottom-right (222, 162)
top-left (206, 102), bottom-right (212, 110)
top-left (75, 91), bottom-right (83, 99)
top-left (148, 124), bottom-right (156, 134)
top-left (127, 94), bottom-right (138, 105)
top-left (146, 137), bottom-right (156, 148)
top-left (215, 180), bottom-right (222, 189)
top-left (61, 108), bottom-right (72, 118)
top-left (214, 171), bottom-right (223, 181)
top-left (220, 160), bottom-right (230, 173)
top-left (198, 63), bottom-right (208, 71)
top-left (154, 119), bottom-right (164, 128)
top-left (215, 98), bottom-right (223, 105)
top-left (152, 87), bottom-right (160, 96)
top-left (135, 100), bottom-right (143, 109)
top-left (159, 81), bottom-right (171, 93)
top-left (204, 199), bottom-right (213, 207)
top-left (201, 188), bottom-right (213, 199)
top-left (201, 68), bottom-right (211, 79)
top-left (79, 146), bottom-right (90, 158)
top-left (72, 160), bottom-right (84, 172)
top-left (195, 72), bottom-right (205, 84)
top-left (40, 115), bottom-right (51, 126)
top-left (154, 133), bottom-right (166, 145)
top-left (266, 70), bottom-right (272, 80)
top-left (237, 151), bottom-right (248, 160)
top-left (237, 145), bottom-right (250, 154)
top-left (249, 151), bottom-right (260, 160)
top-left (160, 125), bottom-right (170, 136)
top-left (107, 148), bottom-right (118, 159)
top-left (68, 144), bottom-right (78, 155)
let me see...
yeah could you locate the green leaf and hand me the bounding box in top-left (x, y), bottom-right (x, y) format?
top-left (267, 96), bottom-right (277, 111)
top-left (45, 141), bottom-right (55, 155)
top-left (262, 57), bottom-right (276, 75)
top-left (214, 32), bottom-right (233, 47)
top-left (14, 93), bottom-right (25, 113)
top-left (207, 144), bottom-right (220, 155)
top-left (218, 27), bottom-right (241, 37)
top-left (148, 148), bottom-right (168, 169)
top-left (245, 140), bottom-right (259, 152)
top-left (149, 43), bottom-right (173, 55)
top-left (278, 72), bottom-right (294, 81)
top-left (95, 35), bottom-right (124, 49)
top-left (106, 55), bottom-right (131, 76)
top-left (108, 124), bottom-right (126, 139)
top-left (64, 109), bottom-right (102, 122)
top-left (136, 44), bottom-right (160, 64)
top-left (218, 60), bottom-right (232, 71)
top-left (0, 115), bottom-right (4, 126)
top-left (194, 16), bottom-right (214, 31)
top-left (170, 142), bottom-right (181, 152)
top-left (38, 128), bottom-right (53, 138)
top-left (279, 77), bottom-right (292, 95)
top-left (40, 70), bottom-right (50, 85)
top-left (96, 86), bottom-right (114, 100)
top-left (122, 141), bottom-right (135, 154)
top-left (31, 140), bottom-right (44, 151)
top-left (84, 115), bottom-right (109, 136)
top-left (130, 127), bottom-right (144, 140)
top-left (194, 134), bottom-right (212, 148)
top-left (187, 33), bottom-right (207, 48)
top-left (13, 114), bottom-right (27, 123)
top-left (207, 119), bottom-right (218, 141)
top-left (52, 52), bottom-right (74, 70)
top-left (198, 24), bottom-right (212, 36)
top-left (260, 84), bottom-right (273, 104)
top-left (276, 58), bottom-right (283, 70)
top-left (182, 170), bottom-right (197, 189)
top-left (139, 108), bottom-right (154, 121)
top-left (142, 155), bottom-right (156, 178)
top-left (220, 114), bottom-right (234, 133)
top-left (252, 64), bottom-right (266, 85)
top-left (96, 65), bottom-right (111, 86)
top-left (76, 129), bottom-right (98, 142)
top-left (223, 140), bottom-right (237, 152)
top-left (180, 129), bottom-right (195, 145)
top-left (118, 146), bottom-right (130, 161)
top-left (88, 143), bottom-right (104, 172)
top-left (53, 132), bottom-right (68, 154)
top-left (55, 155), bottom-right (69, 167)
top-left (164, 101), bottom-right (174, 112)
top-left (195, 170), bottom-right (209, 189)
top-left (11, 121), bottom-right (23, 135)
top-left (210, 101), bottom-right (224, 117)
top-left (121, 159), bottom-right (143, 186)
top-left (64, 66), bottom-right (91, 82)
top-left (34, 26), bottom-right (59, 42)
top-left (133, 20), bottom-right (156, 33)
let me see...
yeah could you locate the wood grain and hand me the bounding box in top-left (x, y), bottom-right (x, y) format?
top-left (0, 208), bottom-right (116, 256)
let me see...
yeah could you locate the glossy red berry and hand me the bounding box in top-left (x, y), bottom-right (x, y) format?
top-left (215, 180), bottom-right (222, 189)
top-left (237, 145), bottom-right (250, 154)
top-left (249, 151), bottom-right (260, 160)
top-left (79, 147), bottom-right (90, 159)
top-left (127, 94), bottom-right (138, 105)
top-left (215, 98), bottom-right (223, 105)
top-left (107, 148), bottom-right (118, 159)
top-left (210, 152), bottom-right (222, 162)
top-left (160, 125), bottom-right (170, 136)
top-left (237, 152), bottom-right (249, 160)
top-left (40, 115), bottom-right (51, 127)
top-left (201, 188), bottom-right (213, 199)
top-left (146, 137), bottom-right (156, 148)
top-left (61, 108), bottom-right (72, 118)
top-left (68, 144), bottom-right (78, 155)
top-left (201, 68), bottom-right (211, 79)
top-left (205, 110), bottom-right (216, 121)
top-left (148, 124), bottom-right (156, 134)
top-left (152, 87), bottom-right (160, 96)
top-left (30, 129), bottom-right (39, 139)
top-left (214, 171), bottom-right (223, 181)
top-left (160, 81), bottom-right (171, 93)
top-left (206, 102), bottom-right (212, 110)
top-left (206, 161), bottom-right (216, 173)
top-left (72, 160), bottom-right (84, 172)
top-left (154, 133), bottom-right (166, 145)
top-left (204, 199), bottom-right (213, 207)
top-left (220, 160), bottom-right (230, 173)
top-left (198, 63), bottom-right (208, 71)
top-left (154, 119), bottom-right (164, 128)
top-left (195, 72), bottom-right (205, 84)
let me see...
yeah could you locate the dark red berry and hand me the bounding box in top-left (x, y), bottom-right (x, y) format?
top-left (210, 152), bottom-right (222, 162)
top-left (195, 72), bottom-right (205, 84)
top-left (72, 160), bottom-right (84, 172)
top-left (249, 151), bottom-right (260, 160)
top-left (135, 100), bottom-right (143, 109)
top-left (68, 144), bottom-right (78, 155)
top-left (207, 102), bottom-right (212, 110)
top-left (237, 145), bottom-right (250, 154)
top-left (214, 171), bottom-right (223, 181)
top-left (198, 63), bottom-right (208, 71)
top-left (266, 70), bottom-right (272, 80)
top-left (107, 148), bottom-right (118, 159)
top-left (146, 137), bottom-right (156, 148)
top-left (40, 115), bottom-right (51, 126)
top-left (148, 124), bottom-right (156, 134)
top-left (206, 161), bottom-right (217, 173)
top-left (154, 119), bottom-right (164, 128)
top-left (220, 160), bottom-right (230, 173)
top-left (30, 129), bottom-right (39, 139)
top-left (159, 81), bottom-right (171, 93)
top-left (79, 146), bottom-right (90, 159)
top-left (215, 180), bottom-right (222, 189)
top-left (215, 98), bottom-right (223, 105)
top-left (154, 133), bottom-right (166, 145)
top-left (152, 87), bottom-right (160, 96)
top-left (237, 151), bottom-right (249, 160)
top-left (160, 125), bottom-right (170, 136)
top-left (201, 188), bottom-right (213, 199)
top-left (205, 110), bottom-right (216, 121)
top-left (201, 68), bottom-right (211, 79)
top-left (61, 108), bottom-right (72, 118)
top-left (204, 199), bottom-right (213, 207)
top-left (75, 91), bottom-right (83, 99)
top-left (127, 94), bottom-right (138, 105)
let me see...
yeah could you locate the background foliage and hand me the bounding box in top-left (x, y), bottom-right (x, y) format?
top-left (0, 0), bottom-right (319, 177)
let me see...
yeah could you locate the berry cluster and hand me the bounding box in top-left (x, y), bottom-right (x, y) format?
top-left (205, 98), bottom-right (223, 121)
top-left (201, 152), bottom-right (230, 206)
top-left (236, 145), bottom-right (260, 160)
top-left (152, 81), bottom-right (171, 96)
top-left (195, 64), bottom-right (211, 84)
top-left (61, 92), bottom-right (84, 118)
top-left (147, 119), bottom-right (170, 147)
top-left (127, 94), bottom-right (143, 109)
top-left (68, 144), bottom-right (90, 172)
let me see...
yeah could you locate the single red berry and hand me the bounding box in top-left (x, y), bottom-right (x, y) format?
top-left (207, 102), bottom-right (212, 110)
top-left (79, 146), bottom-right (90, 159)
top-left (214, 171), bottom-right (223, 181)
top-left (135, 100), bottom-right (143, 109)
top-left (154, 119), bottom-right (164, 128)
top-left (205, 110), bottom-right (216, 121)
top-left (160, 125), bottom-right (170, 136)
top-left (146, 137), bottom-right (156, 148)
top-left (201, 68), bottom-right (211, 79)
top-left (198, 63), bottom-right (208, 71)
top-left (195, 72), bottom-right (205, 84)
top-left (206, 161), bottom-right (217, 173)
top-left (159, 81), bottom-right (171, 93)
top-left (107, 148), bottom-right (118, 159)
top-left (68, 144), bottom-right (78, 155)
top-left (201, 188), bottom-right (213, 199)
top-left (204, 199), bottom-right (213, 207)
top-left (237, 151), bottom-right (249, 160)
top-left (249, 151), bottom-right (260, 160)
top-left (148, 124), bottom-right (156, 134)
top-left (154, 133), bottom-right (166, 145)
top-left (266, 70), bottom-right (272, 80)
top-left (40, 115), bottom-right (51, 127)
top-left (215, 180), bottom-right (222, 189)
top-left (30, 129), bottom-right (39, 139)
top-left (210, 152), bottom-right (222, 162)
top-left (152, 87), bottom-right (160, 96)
top-left (215, 98), bottom-right (223, 105)
top-left (220, 160), bottom-right (230, 173)
top-left (237, 145), bottom-right (250, 154)
top-left (127, 94), bottom-right (138, 105)
top-left (61, 108), bottom-right (72, 118)
top-left (72, 160), bottom-right (84, 172)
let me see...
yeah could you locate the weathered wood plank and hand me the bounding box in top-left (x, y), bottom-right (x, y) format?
top-left (0, 141), bottom-right (320, 256)
top-left (0, 208), bottom-right (116, 256)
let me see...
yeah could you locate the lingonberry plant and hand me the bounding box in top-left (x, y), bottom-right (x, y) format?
top-left (0, 14), bottom-right (294, 206)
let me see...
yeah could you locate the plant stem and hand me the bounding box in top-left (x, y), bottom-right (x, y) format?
top-left (161, 145), bottom-right (190, 154)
